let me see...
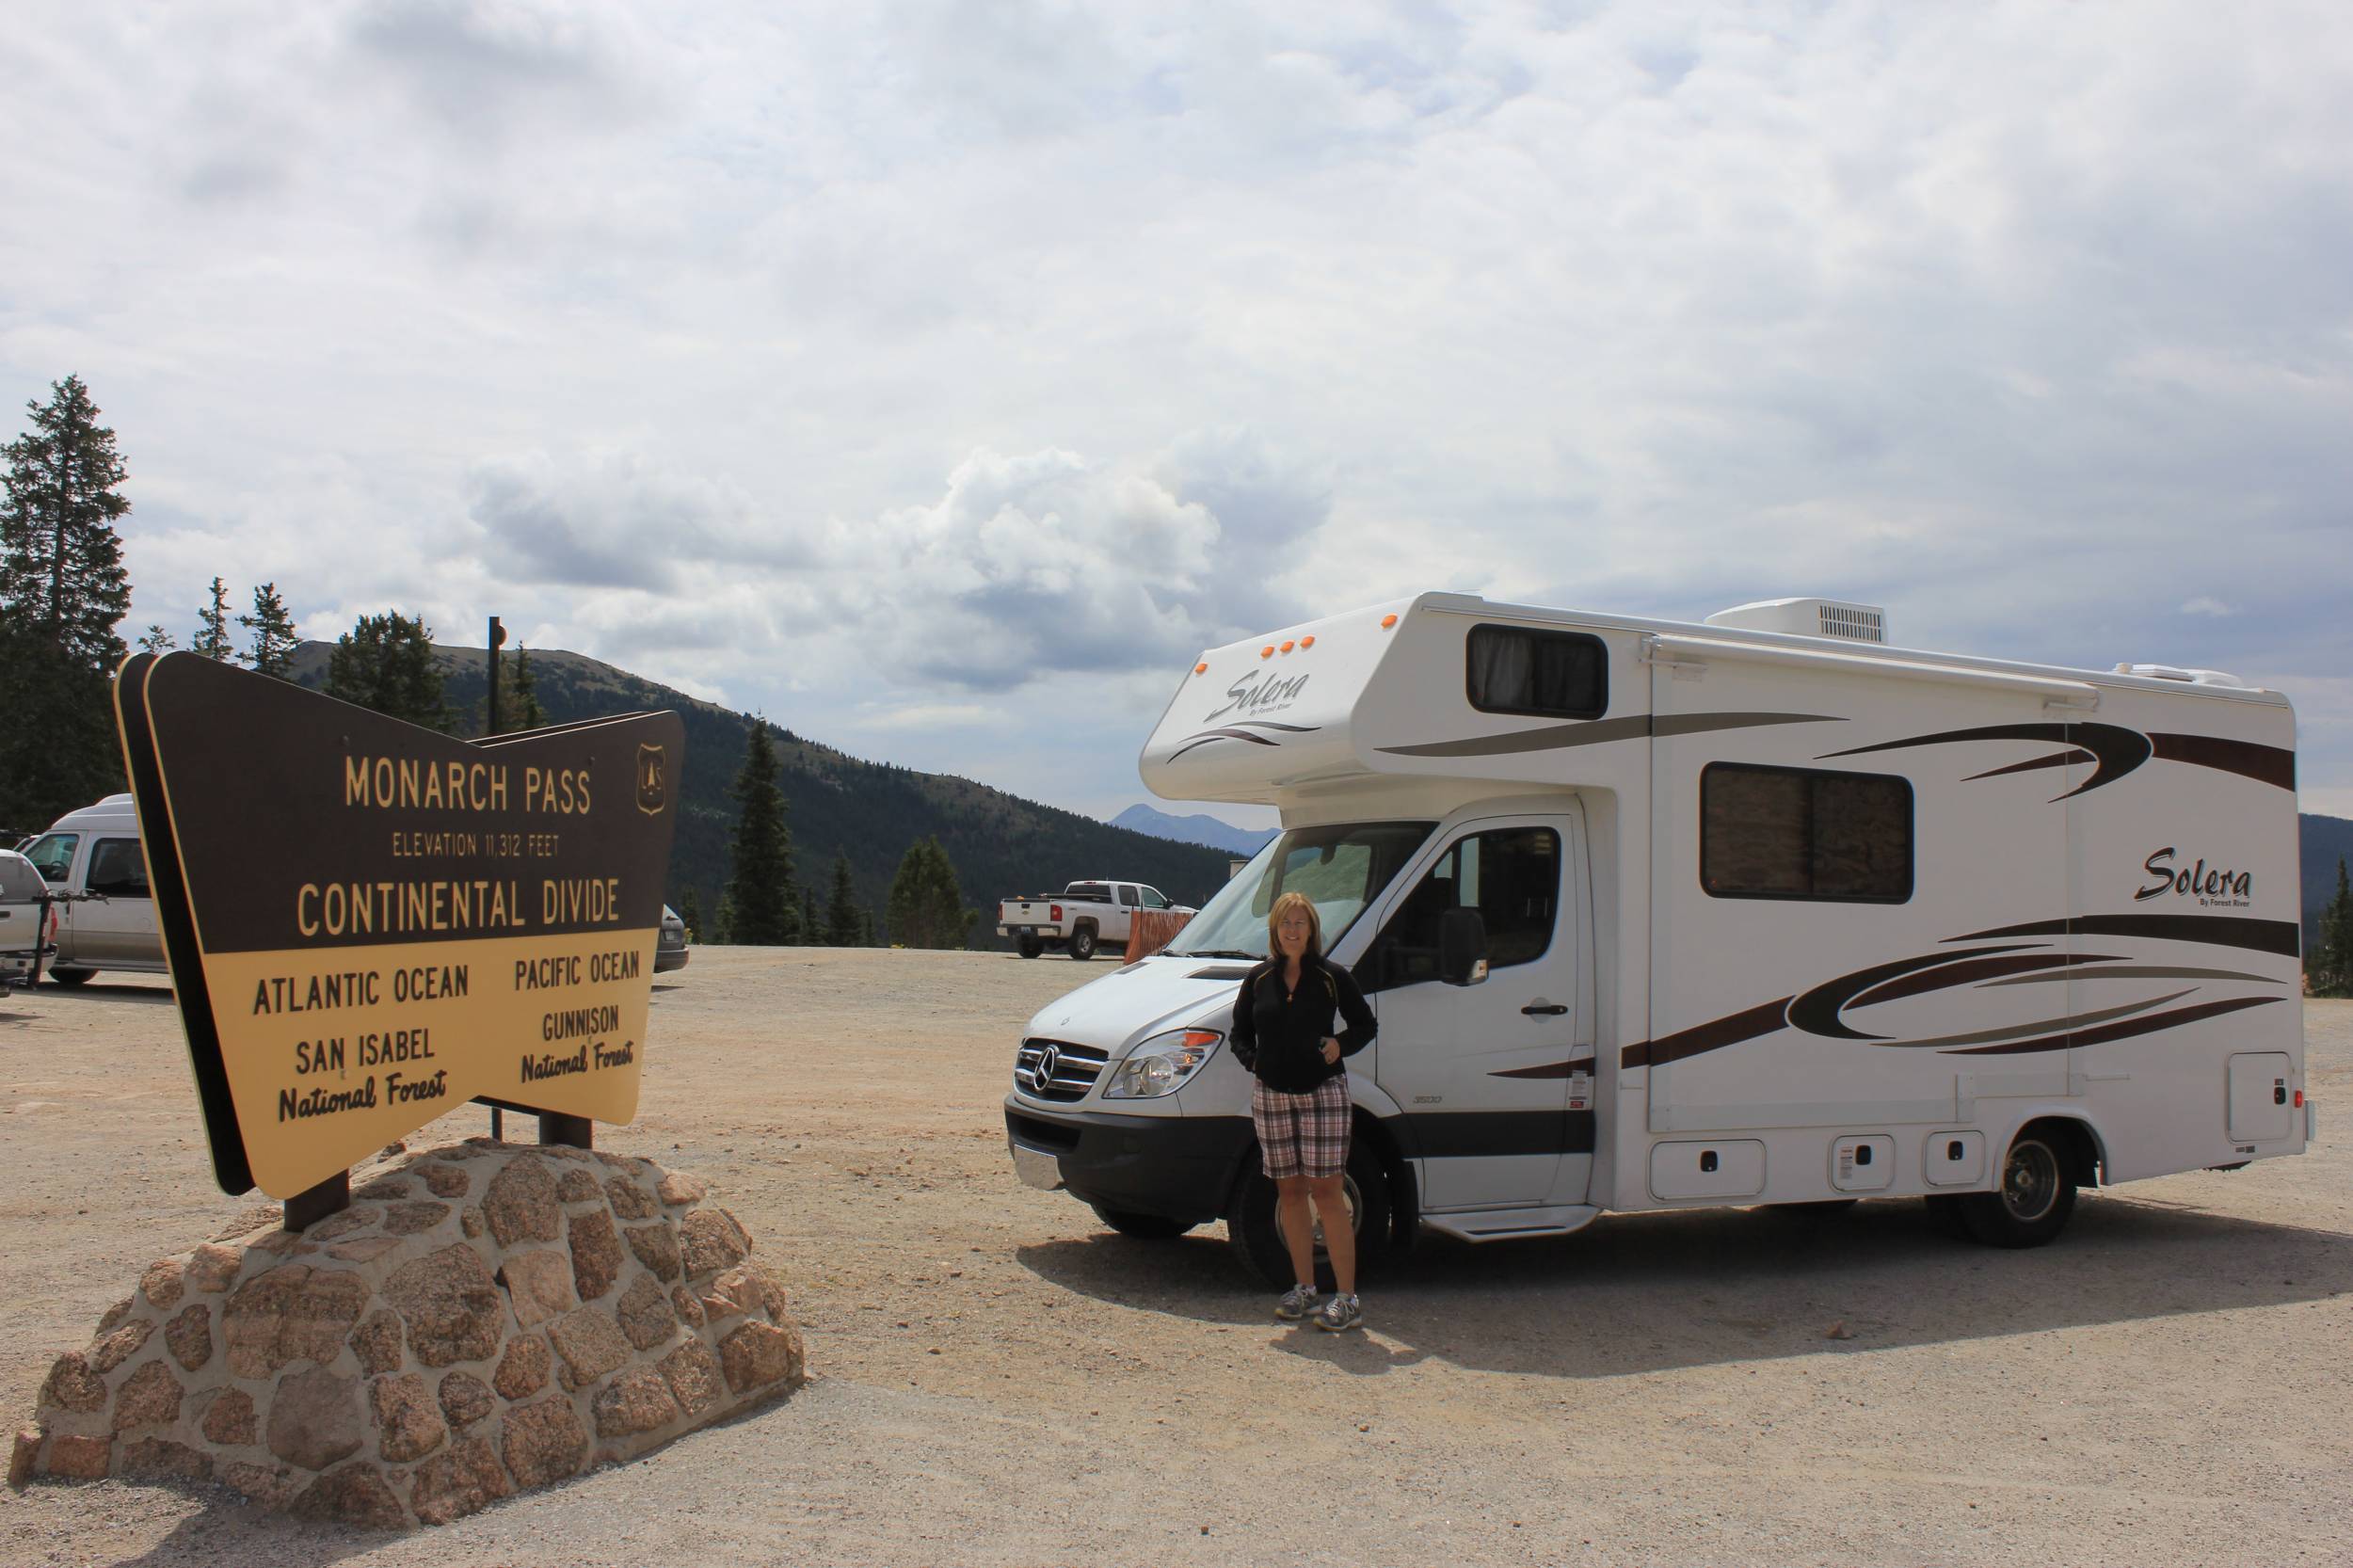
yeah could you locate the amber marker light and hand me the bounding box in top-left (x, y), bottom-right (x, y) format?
top-left (1280, 639), bottom-right (1295, 652)
top-left (1300, 635), bottom-right (1315, 648)
top-left (1260, 646), bottom-right (1274, 658)
top-left (1194, 663), bottom-right (1208, 674)
top-left (1380, 614), bottom-right (1399, 629)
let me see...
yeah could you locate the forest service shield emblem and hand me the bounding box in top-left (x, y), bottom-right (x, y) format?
top-left (636, 744), bottom-right (667, 815)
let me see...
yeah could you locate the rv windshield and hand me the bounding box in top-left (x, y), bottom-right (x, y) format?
top-left (1164, 821), bottom-right (1434, 961)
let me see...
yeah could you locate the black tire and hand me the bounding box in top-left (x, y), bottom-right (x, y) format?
top-left (1922, 1192), bottom-right (1973, 1240)
top-left (1066, 925), bottom-right (1096, 961)
top-left (47, 967), bottom-right (93, 988)
top-left (1016, 936), bottom-right (1043, 959)
top-left (1959, 1130), bottom-right (2078, 1248)
top-left (1088, 1204), bottom-right (1194, 1240)
top-left (1765, 1199), bottom-right (1860, 1219)
top-left (1227, 1139), bottom-right (1392, 1290)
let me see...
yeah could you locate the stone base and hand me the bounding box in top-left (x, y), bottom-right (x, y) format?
top-left (18, 1140), bottom-right (803, 1527)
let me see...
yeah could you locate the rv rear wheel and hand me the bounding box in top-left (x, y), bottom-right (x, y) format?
top-left (1088, 1204), bottom-right (1195, 1240)
top-left (1067, 926), bottom-right (1097, 961)
top-left (1227, 1143), bottom-right (1391, 1290)
top-left (1959, 1131), bottom-right (2076, 1248)
top-left (47, 967), bottom-right (92, 988)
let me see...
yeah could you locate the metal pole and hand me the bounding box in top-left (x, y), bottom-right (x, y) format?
top-left (486, 616), bottom-right (506, 737)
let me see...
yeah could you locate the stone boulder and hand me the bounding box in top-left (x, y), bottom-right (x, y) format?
top-left (18, 1141), bottom-right (802, 1528)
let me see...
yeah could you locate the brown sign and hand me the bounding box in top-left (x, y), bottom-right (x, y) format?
top-left (114, 652), bottom-right (683, 1199)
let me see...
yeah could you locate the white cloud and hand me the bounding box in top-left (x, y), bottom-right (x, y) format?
top-left (7, 0), bottom-right (2351, 819)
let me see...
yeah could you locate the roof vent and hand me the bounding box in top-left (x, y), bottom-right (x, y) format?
top-left (1704, 598), bottom-right (1887, 645)
top-left (2112, 663), bottom-right (2248, 688)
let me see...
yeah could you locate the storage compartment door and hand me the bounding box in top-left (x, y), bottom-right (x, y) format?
top-left (1648, 1139), bottom-right (1766, 1200)
top-left (2227, 1052), bottom-right (2294, 1143)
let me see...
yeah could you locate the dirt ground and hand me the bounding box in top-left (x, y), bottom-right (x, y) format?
top-left (2, 948), bottom-right (2348, 1567)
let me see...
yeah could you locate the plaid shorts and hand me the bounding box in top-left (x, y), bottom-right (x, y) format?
top-left (1253, 1075), bottom-right (1352, 1181)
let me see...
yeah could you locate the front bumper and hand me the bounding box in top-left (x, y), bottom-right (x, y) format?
top-left (1003, 1097), bottom-right (1253, 1224)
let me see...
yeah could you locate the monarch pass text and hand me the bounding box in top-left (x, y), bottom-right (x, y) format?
top-left (344, 757), bottom-right (595, 816)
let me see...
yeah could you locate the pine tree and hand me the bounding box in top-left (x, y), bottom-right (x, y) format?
top-left (2317, 858), bottom-right (2353, 1000)
top-left (802, 887), bottom-right (819, 938)
top-left (509, 644), bottom-right (547, 730)
top-left (888, 836), bottom-right (975, 949)
top-left (240, 582), bottom-right (298, 677)
top-left (192, 576), bottom-right (234, 660)
top-left (858, 909), bottom-right (876, 948)
top-left (678, 888), bottom-right (704, 944)
top-left (0, 376), bottom-right (133, 671)
top-left (324, 610), bottom-right (450, 730)
top-left (136, 624), bottom-right (176, 653)
top-left (0, 376), bottom-right (133, 828)
top-left (824, 851), bottom-right (863, 946)
top-left (725, 721), bottom-right (799, 944)
top-left (713, 891), bottom-right (737, 945)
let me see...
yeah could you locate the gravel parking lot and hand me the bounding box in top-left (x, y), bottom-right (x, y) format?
top-left (4, 949), bottom-right (2348, 1566)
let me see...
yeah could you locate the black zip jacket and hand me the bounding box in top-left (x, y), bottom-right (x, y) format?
top-left (1228, 954), bottom-right (1376, 1094)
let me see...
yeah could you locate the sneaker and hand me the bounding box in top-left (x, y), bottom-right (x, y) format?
top-left (1274, 1284), bottom-right (1319, 1320)
top-left (1314, 1292), bottom-right (1362, 1333)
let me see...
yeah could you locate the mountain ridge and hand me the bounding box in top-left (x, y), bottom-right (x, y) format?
top-left (1108, 803), bottom-right (1278, 856)
top-left (286, 641), bottom-right (1233, 946)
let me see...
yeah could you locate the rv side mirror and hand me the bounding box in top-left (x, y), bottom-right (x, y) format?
top-left (1438, 907), bottom-right (1488, 986)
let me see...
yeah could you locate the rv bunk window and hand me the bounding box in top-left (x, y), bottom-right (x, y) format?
top-left (1700, 763), bottom-right (1912, 904)
top-left (1465, 625), bottom-right (1607, 720)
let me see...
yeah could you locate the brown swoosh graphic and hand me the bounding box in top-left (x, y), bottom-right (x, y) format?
top-left (2149, 732), bottom-right (2295, 791)
top-left (1380, 712), bottom-right (1835, 760)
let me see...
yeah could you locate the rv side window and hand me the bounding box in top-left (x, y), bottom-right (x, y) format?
top-left (1367, 826), bottom-right (1561, 991)
top-left (1465, 625), bottom-right (1607, 720)
top-left (1701, 763), bottom-right (1912, 903)
top-left (86, 838), bottom-right (151, 900)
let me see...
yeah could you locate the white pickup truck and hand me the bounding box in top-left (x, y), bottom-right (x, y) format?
top-left (996, 880), bottom-right (1193, 960)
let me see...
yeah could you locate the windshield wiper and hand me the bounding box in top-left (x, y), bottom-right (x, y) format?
top-left (1176, 948), bottom-right (1261, 961)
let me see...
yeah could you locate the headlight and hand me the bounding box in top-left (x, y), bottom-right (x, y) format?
top-left (1101, 1029), bottom-right (1222, 1099)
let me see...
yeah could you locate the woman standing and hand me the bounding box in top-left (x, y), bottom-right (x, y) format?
top-left (1229, 890), bottom-right (1378, 1331)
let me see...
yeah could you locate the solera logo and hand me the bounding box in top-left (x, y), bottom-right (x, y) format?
top-left (2137, 847), bottom-right (2252, 907)
top-left (1204, 670), bottom-right (1309, 724)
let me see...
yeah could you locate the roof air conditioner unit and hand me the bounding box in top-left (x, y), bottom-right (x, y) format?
top-left (1703, 598), bottom-right (1887, 645)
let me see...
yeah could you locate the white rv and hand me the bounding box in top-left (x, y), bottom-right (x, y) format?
top-left (1002, 593), bottom-right (2311, 1285)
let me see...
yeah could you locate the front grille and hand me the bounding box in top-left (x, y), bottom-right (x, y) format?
top-left (1014, 1037), bottom-right (1108, 1102)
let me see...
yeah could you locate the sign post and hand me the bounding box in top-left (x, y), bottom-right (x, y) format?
top-left (113, 652), bottom-right (682, 1205)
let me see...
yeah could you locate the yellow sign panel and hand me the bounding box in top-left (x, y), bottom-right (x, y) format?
top-left (115, 653), bottom-right (683, 1199)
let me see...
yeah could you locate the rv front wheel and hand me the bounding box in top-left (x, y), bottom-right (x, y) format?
top-left (1227, 1143), bottom-right (1392, 1290)
top-left (1960, 1131), bottom-right (2076, 1248)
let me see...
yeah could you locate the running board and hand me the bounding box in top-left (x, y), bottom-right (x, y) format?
top-left (1421, 1205), bottom-right (1599, 1242)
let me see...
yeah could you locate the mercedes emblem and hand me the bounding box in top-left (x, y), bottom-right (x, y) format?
top-left (1029, 1044), bottom-right (1061, 1095)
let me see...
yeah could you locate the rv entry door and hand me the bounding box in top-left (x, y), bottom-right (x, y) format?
top-left (1363, 812), bottom-right (1592, 1210)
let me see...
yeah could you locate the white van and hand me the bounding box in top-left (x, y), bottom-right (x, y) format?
top-left (19, 794), bottom-right (165, 986)
top-left (1002, 593), bottom-right (2311, 1284)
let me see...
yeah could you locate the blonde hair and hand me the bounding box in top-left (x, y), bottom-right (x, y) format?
top-left (1266, 890), bottom-right (1323, 965)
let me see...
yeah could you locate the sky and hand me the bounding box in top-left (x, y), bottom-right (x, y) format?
top-left (5, 1), bottom-right (2349, 825)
